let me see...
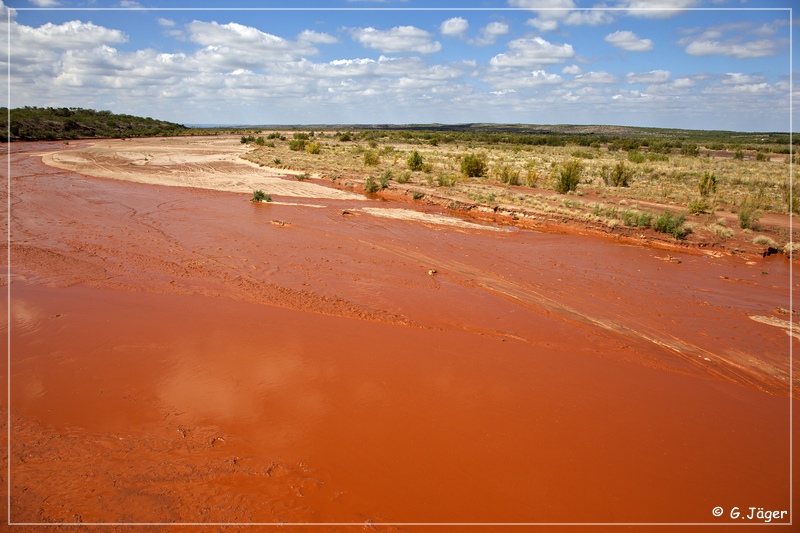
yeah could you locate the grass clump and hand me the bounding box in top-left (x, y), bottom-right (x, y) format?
top-left (306, 141), bottom-right (321, 154)
top-left (654, 211), bottom-right (691, 239)
top-left (396, 171), bottom-right (411, 184)
top-left (555, 159), bottom-right (582, 194)
top-left (752, 235), bottom-right (779, 248)
top-left (411, 191), bottom-right (425, 200)
top-left (379, 169), bottom-right (392, 189)
top-left (407, 150), bottom-right (424, 171)
top-left (461, 153), bottom-right (488, 178)
top-left (737, 202), bottom-right (762, 230)
top-left (620, 209), bottom-right (653, 228)
top-left (364, 150), bottom-right (380, 166)
top-left (251, 189), bottom-right (271, 202)
top-left (364, 176), bottom-right (379, 193)
top-left (698, 171), bottom-right (717, 197)
top-left (688, 198), bottom-right (711, 215)
top-left (609, 161), bottom-right (633, 187)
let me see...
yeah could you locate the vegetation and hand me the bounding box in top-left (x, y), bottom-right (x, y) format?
top-left (251, 189), bottom-right (271, 202)
top-left (461, 153), bottom-right (488, 178)
top-left (653, 211), bottom-right (691, 239)
top-left (2, 106), bottom-right (186, 141)
top-left (555, 159), bottom-right (583, 194)
top-left (407, 150), bottom-right (424, 171)
top-left (364, 175), bottom-right (379, 193)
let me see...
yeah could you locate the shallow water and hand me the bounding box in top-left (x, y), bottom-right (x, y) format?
top-left (3, 141), bottom-right (796, 526)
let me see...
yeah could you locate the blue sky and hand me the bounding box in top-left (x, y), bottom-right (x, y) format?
top-left (2, 0), bottom-right (796, 131)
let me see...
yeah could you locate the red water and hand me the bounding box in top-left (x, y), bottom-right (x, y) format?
top-left (2, 142), bottom-right (796, 529)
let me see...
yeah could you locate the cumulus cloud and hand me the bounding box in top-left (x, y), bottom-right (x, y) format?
top-left (489, 37), bottom-right (574, 68)
top-left (16, 20), bottom-right (127, 50)
top-left (297, 30), bottom-right (338, 44)
top-left (350, 26), bottom-right (442, 54)
top-left (562, 64), bottom-right (583, 75)
top-left (570, 71), bottom-right (616, 85)
top-left (625, 69), bottom-right (670, 84)
top-left (186, 21), bottom-right (319, 65)
top-left (605, 30), bottom-right (653, 52)
top-left (474, 22), bottom-right (509, 46)
top-left (616, 0), bottom-right (700, 19)
top-left (485, 69), bottom-right (563, 90)
top-left (722, 73), bottom-right (766, 85)
top-left (440, 17), bottom-right (469, 38)
top-left (684, 39), bottom-right (784, 59)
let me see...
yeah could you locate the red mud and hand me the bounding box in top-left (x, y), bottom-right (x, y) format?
top-left (2, 141), bottom-right (798, 530)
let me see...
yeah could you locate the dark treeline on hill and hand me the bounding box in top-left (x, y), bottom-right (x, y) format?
top-left (1, 107), bottom-right (187, 141)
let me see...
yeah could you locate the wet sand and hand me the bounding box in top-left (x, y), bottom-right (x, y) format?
top-left (3, 139), bottom-right (797, 529)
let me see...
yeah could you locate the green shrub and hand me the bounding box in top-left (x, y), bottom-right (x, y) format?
top-left (461, 153), bottom-right (487, 177)
top-left (379, 169), bottom-right (392, 189)
top-left (620, 209), bottom-right (652, 227)
top-left (289, 139), bottom-right (305, 151)
top-left (436, 173), bottom-right (455, 187)
top-left (396, 171), bottom-right (411, 184)
top-left (681, 142), bottom-right (700, 157)
top-left (495, 163), bottom-right (519, 185)
top-left (738, 204), bottom-right (762, 229)
top-left (364, 176), bottom-right (379, 193)
top-left (407, 150), bottom-right (424, 171)
top-left (267, 132), bottom-right (282, 139)
top-left (251, 189), bottom-right (271, 202)
top-left (688, 198), bottom-right (711, 215)
top-left (627, 150), bottom-right (646, 164)
top-left (411, 191), bottom-right (424, 200)
top-left (555, 159), bottom-right (582, 194)
top-left (364, 150), bottom-right (380, 166)
top-left (293, 132), bottom-right (309, 140)
top-left (734, 149), bottom-right (744, 160)
top-left (654, 211), bottom-right (691, 239)
top-left (610, 161), bottom-right (632, 187)
top-left (698, 171), bottom-right (717, 197)
top-left (254, 136), bottom-right (266, 146)
top-left (756, 151), bottom-right (768, 161)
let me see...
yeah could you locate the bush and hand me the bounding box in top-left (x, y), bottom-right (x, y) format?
top-left (495, 164), bottom-right (520, 185)
top-left (289, 139), bottom-right (305, 151)
top-left (555, 159), bottom-right (582, 194)
top-left (379, 169), bottom-right (392, 189)
top-left (738, 205), bottom-right (762, 229)
top-left (688, 198), bottom-right (710, 215)
top-left (525, 162), bottom-right (539, 187)
top-left (654, 211), bottom-right (691, 239)
top-left (306, 141), bottom-right (321, 154)
top-left (698, 171), bottom-right (717, 197)
top-left (461, 153), bottom-right (487, 177)
top-left (610, 161), bottom-right (632, 187)
top-left (396, 171), bottom-right (411, 184)
top-left (411, 191), bottom-right (425, 200)
top-left (251, 189), bottom-right (271, 202)
top-left (364, 150), bottom-right (380, 166)
top-left (407, 150), bottom-right (424, 171)
top-left (364, 176), bottom-right (379, 193)
top-left (620, 209), bottom-right (652, 228)
top-left (627, 150), bottom-right (646, 164)
top-left (681, 142), bottom-right (700, 157)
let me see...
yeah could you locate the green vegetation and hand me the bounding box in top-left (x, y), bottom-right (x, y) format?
top-left (2, 106), bottom-right (186, 141)
top-left (407, 150), bottom-right (424, 171)
top-left (461, 153), bottom-right (488, 178)
top-left (653, 211), bottom-right (691, 239)
top-left (364, 175), bottom-right (379, 193)
top-left (555, 159), bottom-right (582, 194)
top-left (251, 189), bottom-right (271, 203)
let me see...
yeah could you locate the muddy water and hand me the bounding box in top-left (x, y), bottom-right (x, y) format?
top-left (4, 142), bottom-right (797, 527)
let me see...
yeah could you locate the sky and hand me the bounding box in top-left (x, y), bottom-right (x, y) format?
top-left (1, 0), bottom-right (797, 132)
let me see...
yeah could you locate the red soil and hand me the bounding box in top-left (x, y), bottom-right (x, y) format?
top-left (2, 141), bottom-right (797, 530)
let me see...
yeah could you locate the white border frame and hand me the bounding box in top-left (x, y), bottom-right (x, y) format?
top-left (4, 3), bottom-right (794, 528)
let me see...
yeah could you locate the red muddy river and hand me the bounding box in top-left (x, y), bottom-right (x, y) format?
top-left (2, 141), bottom-right (797, 530)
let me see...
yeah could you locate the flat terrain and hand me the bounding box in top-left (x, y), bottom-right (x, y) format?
top-left (3, 137), bottom-right (798, 529)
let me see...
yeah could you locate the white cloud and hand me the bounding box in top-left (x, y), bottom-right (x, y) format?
top-left (297, 30), bottom-right (338, 44)
top-left (625, 69), bottom-right (670, 84)
top-left (186, 21), bottom-right (319, 65)
top-left (526, 18), bottom-right (560, 32)
top-left (16, 20), bottom-right (127, 50)
top-left (563, 10), bottom-right (614, 26)
top-left (474, 22), bottom-right (509, 46)
top-left (441, 17), bottom-right (469, 37)
top-left (722, 73), bottom-right (766, 85)
top-left (615, 0), bottom-right (700, 19)
top-left (157, 18), bottom-right (176, 28)
top-left (562, 64), bottom-right (582, 75)
top-left (605, 30), bottom-right (653, 52)
top-left (570, 71), bottom-right (616, 84)
top-left (29, 0), bottom-right (61, 6)
top-left (483, 69), bottom-right (563, 90)
top-left (490, 37), bottom-right (575, 68)
top-left (684, 39), bottom-right (784, 59)
top-left (350, 26), bottom-right (442, 54)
